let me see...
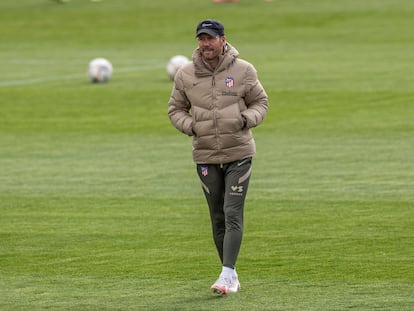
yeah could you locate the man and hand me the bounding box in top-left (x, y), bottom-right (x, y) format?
top-left (168, 19), bottom-right (268, 296)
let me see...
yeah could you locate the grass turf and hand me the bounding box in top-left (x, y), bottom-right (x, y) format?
top-left (0, 0), bottom-right (413, 310)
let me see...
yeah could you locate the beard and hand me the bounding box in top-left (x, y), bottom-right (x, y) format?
top-left (201, 48), bottom-right (217, 60)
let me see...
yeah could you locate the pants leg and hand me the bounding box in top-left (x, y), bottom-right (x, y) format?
top-left (197, 164), bottom-right (226, 263)
top-left (197, 158), bottom-right (252, 269)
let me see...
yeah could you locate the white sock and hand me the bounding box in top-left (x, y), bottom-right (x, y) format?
top-left (221, 266), bottom-right (237, 279)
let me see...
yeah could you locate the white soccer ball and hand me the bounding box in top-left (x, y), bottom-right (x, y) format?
top-left (166, 55), bottom-right (190, 80)
top-left (88, 58), bottom-right (113, 83)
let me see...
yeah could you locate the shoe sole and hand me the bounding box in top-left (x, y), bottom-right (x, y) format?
top-left (211, 285), bottom-right (227, 297)
top-left (227, 285), bottom-right (240, 293)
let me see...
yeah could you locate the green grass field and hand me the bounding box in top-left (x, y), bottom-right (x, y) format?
top-left (1, 0), bottom-right (413, 310)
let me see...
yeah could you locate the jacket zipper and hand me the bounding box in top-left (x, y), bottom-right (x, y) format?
top-left (212, 74), bottom-right (223, 167)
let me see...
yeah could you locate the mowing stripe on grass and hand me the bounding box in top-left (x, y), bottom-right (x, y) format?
top-left (0, 62), bottom-right (165, 87)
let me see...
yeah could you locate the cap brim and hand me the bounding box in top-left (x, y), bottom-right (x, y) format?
top-left (196, 29), bottom-right (219, 37)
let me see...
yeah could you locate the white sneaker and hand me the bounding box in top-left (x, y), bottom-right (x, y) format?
top-left (211, 276), bottom-right (240, 296)
top-left (228, 277), bottom-right (240, 293)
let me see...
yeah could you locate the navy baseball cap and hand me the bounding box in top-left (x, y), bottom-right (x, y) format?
top-left (196, 19), bottom-right (225, 37)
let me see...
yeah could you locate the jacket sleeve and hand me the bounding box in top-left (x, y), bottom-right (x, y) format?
top-left (167, 71), bottom-right (194, 136)
top-left (241, 64), bottom-right (269, 129)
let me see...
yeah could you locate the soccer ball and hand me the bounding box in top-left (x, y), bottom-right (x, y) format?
top-left (166, 55), bottom-right (190, 80)
top-left (88, 58), bottom-right (113, 83)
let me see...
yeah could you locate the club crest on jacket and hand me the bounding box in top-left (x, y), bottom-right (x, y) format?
top-left (225, 77), bottom-right (235, 88)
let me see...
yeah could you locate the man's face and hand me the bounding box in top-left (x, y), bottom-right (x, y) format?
top-left (197, 34), bottom-right (226, 61)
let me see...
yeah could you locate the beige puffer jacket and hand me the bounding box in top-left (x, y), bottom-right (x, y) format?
top-left (168, 43), bottom-right (268, 165)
